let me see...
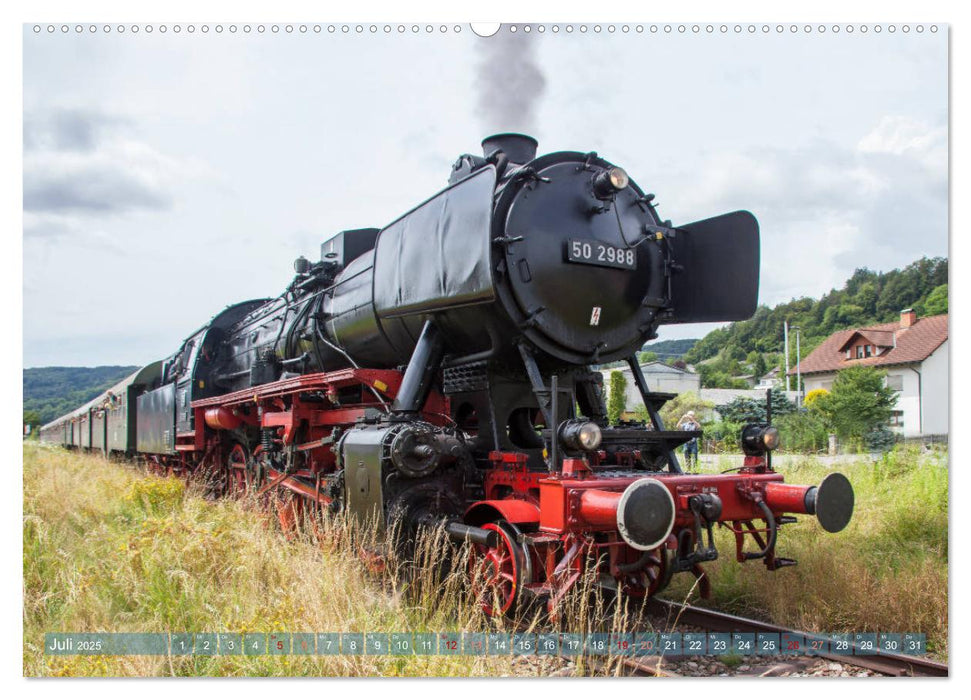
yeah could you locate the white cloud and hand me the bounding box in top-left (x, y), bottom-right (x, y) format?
top-left (23, 109), bottom-right (210, 243)
top-left (658, 116), bottom-right (947, 306)
top-left (24, 111), bottom-right (205, 220)
top-left (858, 115), bottom-right (947, 159)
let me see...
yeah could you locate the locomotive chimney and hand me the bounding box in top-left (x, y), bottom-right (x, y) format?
top-left (481, 133), bottom-right (538, 164)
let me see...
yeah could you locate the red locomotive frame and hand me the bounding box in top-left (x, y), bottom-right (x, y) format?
top-left (135, 365), bottom-right (852, 618)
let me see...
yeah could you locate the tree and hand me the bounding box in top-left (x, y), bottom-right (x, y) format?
top-left (659, 392), bottom-right (715, 430)
top-left (698, 364), bottom-right (749, 389)
top-left (23, 410), bottom-right (41, 434)
top-left (717, 388), bottom-right (796, 423)
top-left (724, 344), bottom-right (746, 362)
top-left (637, 351), bottom-right (658, 364)
top-left (923, 283), bottom-right (948, 316)
top-left (853, 281), bottom-right (879, 316)
top-left (752, 353), bottom-right (767, 378)
top-left (607, 370), bottom-right (628, 424)
top-left (815, 366), bottom-right (897, 442)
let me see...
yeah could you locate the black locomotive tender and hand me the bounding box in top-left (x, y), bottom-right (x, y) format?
top-left (41, 135), bottom-right (852, 613)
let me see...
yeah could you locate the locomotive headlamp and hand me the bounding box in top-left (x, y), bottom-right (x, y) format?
top-left (593, 167), bottom-right (630, 199)
top-left (559, 419), bottom-right (603, 452)
top-left (608, 167), bottom-right (629, 190)
top-left (741, 424), bottom-right (781, 456)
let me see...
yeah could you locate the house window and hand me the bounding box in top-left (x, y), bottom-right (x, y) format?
top-left (855, 345), bottom-right (865, 359)
top-left (889, 410), bottom-right (904, 427)
top-left (886, 374), bottom-right (903, 392)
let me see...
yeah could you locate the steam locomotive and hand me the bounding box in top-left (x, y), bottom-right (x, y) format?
top-left (39, 134), bottom-right (854, 615)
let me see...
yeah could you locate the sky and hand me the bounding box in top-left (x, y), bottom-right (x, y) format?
top-left (22, 23), bottom-right (948, 367)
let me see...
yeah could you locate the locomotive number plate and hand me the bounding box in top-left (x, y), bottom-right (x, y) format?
top-left (566, 239), bottom-right (636, 270)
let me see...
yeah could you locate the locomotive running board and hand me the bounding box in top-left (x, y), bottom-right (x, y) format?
top-left (190, 368), bottom-right (405, 409)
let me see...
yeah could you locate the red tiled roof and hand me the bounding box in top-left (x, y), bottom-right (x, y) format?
top-left (837, 329), bottom-right (896, 352)
top-left (793, 314), bottom-right (948, 375)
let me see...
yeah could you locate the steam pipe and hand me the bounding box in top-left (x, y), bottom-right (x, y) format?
top-left (743, 501), bottom-right (777, 560)
top-left (392, 321), bottom-right (445, 415)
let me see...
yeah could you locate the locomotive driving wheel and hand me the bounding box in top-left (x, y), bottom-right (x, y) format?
top-left (226, 443), bottom-right (250, 497)
top-left (469, 521), bottom-right (524, 617)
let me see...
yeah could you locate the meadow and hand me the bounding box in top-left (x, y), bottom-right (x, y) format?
top-left (22, 442), bottom-right (948, 675)
top-left (23, 444), bottom-right (540, 676)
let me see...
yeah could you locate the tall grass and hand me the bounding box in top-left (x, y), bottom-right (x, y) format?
top-left (22, 445), bottom-right (545, 676)
top-left (24, 442), bottom-right (946, 675)
top-left (23, 444), bottom-right (658, 677)
top-left (665, 445), bottom-right (949, 659)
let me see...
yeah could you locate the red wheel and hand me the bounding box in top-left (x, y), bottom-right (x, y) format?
top-left (227, 443), bottom-right (249, 496)
top-left (469, 522), bottom-right (523, 617)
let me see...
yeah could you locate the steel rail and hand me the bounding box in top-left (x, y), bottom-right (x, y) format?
top-left (647, 598), bottom-right (947, 677)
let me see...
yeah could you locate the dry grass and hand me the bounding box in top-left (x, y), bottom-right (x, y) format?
top-left (666, 446), bottom-right (949, 660)
top-left (22, 444), bottom-right (553, 677)
top-left (24, 442), bottom-right (946, 676)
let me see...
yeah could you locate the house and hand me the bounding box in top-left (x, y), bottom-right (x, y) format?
top-left (793, 310), bottom-right (948, 438)
top-left (603, 361), bottom-right (701, 413)
top-left (757, 367), bottom-right (783, 389)
top-left (732, 374), bottom-right (756, 388)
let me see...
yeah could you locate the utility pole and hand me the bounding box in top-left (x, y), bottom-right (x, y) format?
top-left (784, 320), bottom-right (791, 392)
top-left (795, 325), bottom-right (802, 405)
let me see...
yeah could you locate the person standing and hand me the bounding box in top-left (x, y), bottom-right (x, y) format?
top-left (677, 410), bottom-right (702, 471)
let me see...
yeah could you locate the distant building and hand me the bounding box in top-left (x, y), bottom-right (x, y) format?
top-left (794, 310), bottom-right (948, 438)
top-left (732, 374), bottom-right (756, 388)
top-left (603, 362), bottom-right (701, 413)
top-left (757, 367), bottom-right (783, 389)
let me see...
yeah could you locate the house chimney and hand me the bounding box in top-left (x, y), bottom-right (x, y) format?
top-left (900, 308), bottom-right (917, 328)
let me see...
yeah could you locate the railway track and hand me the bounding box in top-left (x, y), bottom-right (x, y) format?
top-left (639, 598), bottom-right (947, 678)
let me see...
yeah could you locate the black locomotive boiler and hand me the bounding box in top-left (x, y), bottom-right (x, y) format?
top-left (40, 134), bottom-right (854, 615)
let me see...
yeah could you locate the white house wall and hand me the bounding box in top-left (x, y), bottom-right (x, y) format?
top-left (892, 368), bottom-right (922, 438)
top-left (603, 367), bottom-right (702, 412)
top-left (921, 340), bottom-right (948, 437)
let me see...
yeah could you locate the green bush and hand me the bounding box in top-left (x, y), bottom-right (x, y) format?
top-left (716, 387), bottom-right (796, 423)
top-left (815, 366), bottom-right (896, 442)
top-left (775, 410), bottom-right (830, 453)
top-left (606, 370), bottom-right (627, 425)
top-left (659, 391), bottom-right (715, 430)
top-left (865, 425), bottom-right (898, 453)
top-left (704, 420), bottom-right (744, 452)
